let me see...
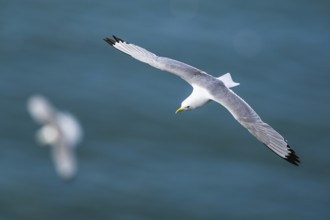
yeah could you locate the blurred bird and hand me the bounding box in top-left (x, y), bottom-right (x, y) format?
top-left (27, 95), bottom-right (83, 180)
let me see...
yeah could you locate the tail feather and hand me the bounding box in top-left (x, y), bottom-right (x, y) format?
top-left (217, 73), bottom-right (240, 88)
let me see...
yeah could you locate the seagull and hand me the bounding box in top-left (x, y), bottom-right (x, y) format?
top-left (27, 95), bottom-right (83, 180)
top-left (104, 35), bottom-right (300, 166)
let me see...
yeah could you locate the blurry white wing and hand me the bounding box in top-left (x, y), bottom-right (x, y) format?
top-left (27, 95), bottom-right (55, 124)
top-left (56, 112), bottom-right (83, 148)
top-left (51, 140), bottom-right (77, 181)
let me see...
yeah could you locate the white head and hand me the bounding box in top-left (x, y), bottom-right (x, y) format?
top-left (175, 86), bottom-right (210, 114)
top-left (36, 125), bottom-right (59, 146)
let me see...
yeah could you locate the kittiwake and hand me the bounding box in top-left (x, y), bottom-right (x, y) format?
top-left (104, 35), bottom-right (300, 166)
top-left (27, 95), bottom-right (83, 180)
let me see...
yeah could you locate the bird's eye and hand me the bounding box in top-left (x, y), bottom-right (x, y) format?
top-left (186, 106), bottom-right (190, 109)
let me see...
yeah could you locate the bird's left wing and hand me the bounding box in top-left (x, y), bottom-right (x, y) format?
top-left (27, 95), bottom-right (56, 125)
top-left (52, 138), bottom-right (77, 181)
top-left (212, 88), bottom-right (300, 165)
top-left (104, 35), bottom-right (207, 84)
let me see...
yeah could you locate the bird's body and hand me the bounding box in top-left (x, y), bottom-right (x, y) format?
top-left (104, 35), bottom-right (300, 166)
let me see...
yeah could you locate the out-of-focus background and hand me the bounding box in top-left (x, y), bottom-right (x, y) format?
top-left (1, 0), bottom-right (329, 219)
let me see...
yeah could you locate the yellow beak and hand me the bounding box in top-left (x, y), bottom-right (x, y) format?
top-left (175, 107), bottom-right (184, 114)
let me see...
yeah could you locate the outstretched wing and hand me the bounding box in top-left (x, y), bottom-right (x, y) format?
top-left (52, 138), bottom-right (77, 181)
top-left (212, 88), bottom-right (300, 165)
top-left (27, 95), bottom-right (56, 125)
top-left (104, 35), bottom-right (208, 84)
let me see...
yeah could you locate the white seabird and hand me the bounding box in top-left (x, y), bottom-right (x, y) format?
top-left (27, 95), bottom-right (83, 180)
top-left (104, 35), bottom-right (300, 166)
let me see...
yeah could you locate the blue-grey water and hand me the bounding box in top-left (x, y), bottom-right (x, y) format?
top-left (1, 0), bottom-right (330, 219)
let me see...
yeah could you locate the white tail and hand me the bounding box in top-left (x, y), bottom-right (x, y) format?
top-left (217, 73), bottom-right (240, 88)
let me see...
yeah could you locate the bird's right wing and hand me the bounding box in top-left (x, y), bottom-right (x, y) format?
top-left (104, 35), bottom-right (207, 84)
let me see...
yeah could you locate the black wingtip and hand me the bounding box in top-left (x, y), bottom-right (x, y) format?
top-left (104, 35), bottom-right (127, 46)
top-left (103, 37), bottom-right (116, 46)
top-left (113, 35), bottom-right (124, 42)
top-left (285, 145), bottom-right (300, 166)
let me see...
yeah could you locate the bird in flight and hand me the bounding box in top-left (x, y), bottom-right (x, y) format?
top-left (27, 95), bottom-right (83, 180)
top-left (104, 35), bottom-right (300, 166)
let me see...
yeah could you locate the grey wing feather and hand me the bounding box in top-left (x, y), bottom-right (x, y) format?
top-left (213, 88), bottom-right (300, 165)
top-left (104, 36), bottom-right (206, 84)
